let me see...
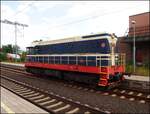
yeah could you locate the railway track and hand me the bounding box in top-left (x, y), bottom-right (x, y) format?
top-left (1, 76), bottom-right (106, 114)
top-left (1, 66), bottom-right (150, 104)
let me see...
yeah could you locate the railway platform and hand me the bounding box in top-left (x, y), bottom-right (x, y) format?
top-left (0, 62), bottom-right (24, 67)
top-left (0, 86), bottom-right (48, 113)
top-left (125, 75), bottom-right (149, 81)
top-left (122, 75), bottom-right (149, 91)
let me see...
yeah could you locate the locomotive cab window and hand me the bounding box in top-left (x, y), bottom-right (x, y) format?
top-left (26, 47), bottom-right (35, 55)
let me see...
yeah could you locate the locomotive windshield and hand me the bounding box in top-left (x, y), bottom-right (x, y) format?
top-left (26, 47), bottom-right (35, 55)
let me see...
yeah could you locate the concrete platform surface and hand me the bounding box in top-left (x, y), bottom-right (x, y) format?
top-left (125, 75), bottom-right (149, 82)
top-left (122, 75), bottom-right (150, 91)
top-left (0, 62), bottom-right (24, 67)
top-left (0, 87), bottom-right (48, 114)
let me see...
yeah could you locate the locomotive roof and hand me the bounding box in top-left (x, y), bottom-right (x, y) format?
top-left (29, 32), bottom-right (115, 47)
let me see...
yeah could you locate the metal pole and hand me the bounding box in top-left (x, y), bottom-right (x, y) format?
top-left (132, 21), bottom-right (136, 72)
top-left (15, 23), bottom-right (17, 62)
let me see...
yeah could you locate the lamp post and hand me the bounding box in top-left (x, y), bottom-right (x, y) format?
top-left (132, 20), bottom-right (136, 72)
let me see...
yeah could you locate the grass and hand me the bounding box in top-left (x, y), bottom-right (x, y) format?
top-left (126, 64), bottom-right (150, 76)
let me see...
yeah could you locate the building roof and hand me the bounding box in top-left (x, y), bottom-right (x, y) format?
top-left (129, 12), bottom-right (150, 17)
top-left (123, 34), bottom-right (150, 43)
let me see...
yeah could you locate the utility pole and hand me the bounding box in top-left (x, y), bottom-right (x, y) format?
top-left (1, 19), bottom-right (28, 62)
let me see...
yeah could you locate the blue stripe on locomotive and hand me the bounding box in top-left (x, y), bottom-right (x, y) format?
top-left (35, 39), bottom-right (110, 54)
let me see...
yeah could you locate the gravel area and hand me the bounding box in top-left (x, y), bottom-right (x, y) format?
top-left (1, 69), bottom-right (150, 113)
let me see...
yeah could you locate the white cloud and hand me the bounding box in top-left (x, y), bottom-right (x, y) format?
top-left (16, 1), bottom-right (32, 14)
top-left (1, 4), bottom-right (15, 20)
top-left (32, 1), bottom-right (56, 12)
top-left (1, 24), bottom-right (15, 46)
top-left (1, 1), bottom-right (149, 51)
top-left (43, 1), bottom-right (148, 39)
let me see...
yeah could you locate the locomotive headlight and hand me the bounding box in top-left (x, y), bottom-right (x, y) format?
top-left (101, 42), bottom-right (105, 48)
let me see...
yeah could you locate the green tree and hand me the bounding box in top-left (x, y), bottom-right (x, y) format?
top-left (2, 44), bottom-right (20, 54)
top-left (1, 44), bottom-right (21, 62)
top-left (2, 44), bottom-right (13, 53)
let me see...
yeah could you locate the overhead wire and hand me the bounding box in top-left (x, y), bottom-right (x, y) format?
top-left (2, 2), bottom-right (147, 39)
top-left (44, 3), bottom-right (146, 34)
top-left (9, 1), bottom-right (35, 19)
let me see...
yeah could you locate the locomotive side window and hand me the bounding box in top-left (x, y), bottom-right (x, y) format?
top-left (26, 47), bottom-right (35, 55)
top-left (28, 56), bottom-right (32, 62)
top-left (62, 56), bottom-right (68, 64)
top-left (87, 56), bottom-right (96, 66)
top-left (69, 56), bottom-right (76, 65)
top-left (55, 56), bottom-right (60, 64)
top-left (32, 56), bottom-right (35, 62)
top-left (78, 56), bottom-right (86, 66)
top-left (36, 56), bottom-right (38, 62)
top-left (39, 57), bottom-right (43, 63)
top-left (44, 56), bottom-right (48, 63)
top-left (49, 56), bottom-right (54, 64)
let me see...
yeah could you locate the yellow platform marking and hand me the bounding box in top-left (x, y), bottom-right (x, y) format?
top-left (1, 102), bottom-right (15, 114)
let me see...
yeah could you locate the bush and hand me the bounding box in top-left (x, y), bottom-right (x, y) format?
top-left (126, 64), bottom-right (149, 76)
top-left (0, 52), bottom-right (7, 61)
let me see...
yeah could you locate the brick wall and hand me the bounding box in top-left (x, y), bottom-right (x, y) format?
top-left (129, 12), bottom-right (149, 28)
top-left (117, 12), bottom-right (150, 64)
top-left (116, 37), bottom-right (132, 62)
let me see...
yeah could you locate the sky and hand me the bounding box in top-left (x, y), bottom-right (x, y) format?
top-left (1, 1), bottom-right (149, 51)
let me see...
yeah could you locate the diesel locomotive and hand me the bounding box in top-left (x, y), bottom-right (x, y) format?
top-left (25, 32), bottom-right (126, 88)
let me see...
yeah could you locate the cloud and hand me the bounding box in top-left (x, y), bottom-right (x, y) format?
top-left (1, 1), bottom-right (149, 51)
top-left (32, 1), bottom-right (56, 12)
top-left (1, 24), bottom-right (15, 46)
top-left (16, 1), bottom-right (33, 14)
top-left (47, 1), bottom-right (149, 37)
top-left (1, 4), bottom-right (15, 20)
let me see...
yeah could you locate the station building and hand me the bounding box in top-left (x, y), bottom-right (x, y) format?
top-left (117, 12), bottom-right (150, 66)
